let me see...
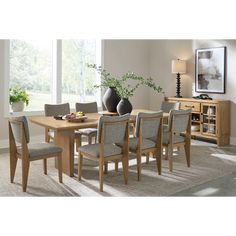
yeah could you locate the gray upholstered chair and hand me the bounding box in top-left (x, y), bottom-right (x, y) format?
top-left (8, 116), bottom-right (63, 192)
top-left (161, 101), bottom-right (180, 113)
top-left (78, 114), bottom-right (130, 192)
top-left (44, 102), bottom-right (81, 169)
top-left (117, 112), bottom-right (163, 181)
top-left (161, 101), bottom-right (180, 125)
top-left (163, 109), bottom-right (192, 172)
top-left (75, 102), bottom-right (98, 148)
top-left (44, 103), bottom-right (70, 142)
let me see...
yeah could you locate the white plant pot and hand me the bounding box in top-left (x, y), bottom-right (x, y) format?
top-left (11, 101), bottom-right (25, 112)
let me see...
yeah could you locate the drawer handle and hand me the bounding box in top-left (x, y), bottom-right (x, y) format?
top-left (185, 105), bottom-right (194, 108)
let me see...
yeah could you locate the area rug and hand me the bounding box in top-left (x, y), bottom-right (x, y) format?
top-left (50, 141), bottom-right (236, 196)
top-left (1, 140), bottom-right (236, 196)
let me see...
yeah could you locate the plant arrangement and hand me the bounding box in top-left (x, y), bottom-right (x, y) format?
top-left (9, 86), bottom-right (29, 106)
top-left (87, 64), bottom-right (164, 99)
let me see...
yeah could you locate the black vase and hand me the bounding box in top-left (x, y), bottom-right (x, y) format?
top-left (116, 98), bottom-right (133, 115)
top-left (103, 87), bottom-right (120, 112)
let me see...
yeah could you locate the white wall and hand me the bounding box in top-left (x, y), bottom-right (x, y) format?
top-left (0, 41), bottom-right (9, 147)
top-left (148, 40), bottom-right (193, 110)
top-left (149, 39), bottom-right (236, 143)
top-left (103, 40), bottom-right (150, 108)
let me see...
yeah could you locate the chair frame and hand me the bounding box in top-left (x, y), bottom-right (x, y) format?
top-left (131, 115), bottom-right (163, 181)
top-left (78, 119), bottom-right (129, 192)
top-left (9, 120), bottom-right (63, 192)
top-left (75, 102), bottom-right (98, 150)
top-left (163, 112), bottom-right (191, 172)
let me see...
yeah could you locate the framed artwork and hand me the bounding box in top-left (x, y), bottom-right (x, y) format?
top-left (195, 46), bottom-right (226, 93)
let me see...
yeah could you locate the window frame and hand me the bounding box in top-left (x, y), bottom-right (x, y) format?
top-left (4, 39), bottom-right (103, 118)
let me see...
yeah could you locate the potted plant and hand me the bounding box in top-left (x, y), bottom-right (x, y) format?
top-left (9, 87), bottom-right (29, 112)
top-left (87, 64), bottom-right (121, 112)
top-left (88, 64), bottom-right (164, 115)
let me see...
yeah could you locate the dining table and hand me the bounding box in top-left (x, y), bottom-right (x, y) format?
top-left (29, 109), bottom-right (168, 176)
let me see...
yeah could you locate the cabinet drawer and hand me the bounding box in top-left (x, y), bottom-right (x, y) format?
top-left (180, 101), bottom-right (200, 112)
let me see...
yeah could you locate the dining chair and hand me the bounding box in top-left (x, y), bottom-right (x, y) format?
top-left (78, 114), bottom-right (130, 192)
top-left (161, 101), bottom-right (180, 113)
top-left (162, 109), bottom-right (192, 172)
top-left (8, 116), bottom-right (63, 192)
top-left (44, 103), bottom-right (81, 172)
top-left (44, 103), bottom-right (70, 142)
top-left (117, 111), bottom-right (163, 181)
top-left (75, 102), bottom-right (98, 148)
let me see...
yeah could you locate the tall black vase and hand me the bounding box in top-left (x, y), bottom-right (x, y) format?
top-left (103, 87), bottom-right (120, 112)
top-left (116, 98), bottom-right (133, 115)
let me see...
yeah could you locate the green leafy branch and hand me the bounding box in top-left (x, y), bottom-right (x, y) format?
top-left (87, 64), bottom-right (164, 99)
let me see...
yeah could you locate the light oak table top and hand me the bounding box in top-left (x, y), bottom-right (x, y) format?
top-left (29, 113), bottom-right (100, 131)
top-left (29, 109), bottom-right (167, 130)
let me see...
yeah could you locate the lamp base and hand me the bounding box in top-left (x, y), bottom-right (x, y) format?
top-left (175, 73), bottom-right (182, 98)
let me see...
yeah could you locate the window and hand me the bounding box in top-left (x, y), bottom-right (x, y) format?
top-left (62, 40), bottom-right (101, 107)
top-left (5, 39), bottom-right (102, 115)
top-left (9, 40), bottom-right (53, 111)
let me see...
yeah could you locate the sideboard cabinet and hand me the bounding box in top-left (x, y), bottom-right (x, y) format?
top-left (165, 97), bottom-right (230, 146)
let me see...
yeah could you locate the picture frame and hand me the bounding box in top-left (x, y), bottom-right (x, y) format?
top-left (195, 46), bottom-right (226, 94)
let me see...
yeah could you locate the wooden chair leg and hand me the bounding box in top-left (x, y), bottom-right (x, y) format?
top-left (76, 136), bottom-right (81, 152)
top-left (88, 136), bottom-right (92, 144)
top-left (22, 160), bottom-right (30, 192)
top-left (78, 152), bottom-right (83, 181)
top-left (43, 159), bottom-right (47, 175)
top-left (57, 154), bottom-right (63, 183)
top-left (184, 141), bottom-right (191, 167)
top-left (155, 150), bottom-right (162, 175)
top-left (10, 153), bottom-right (18, 183)
top-left (169, 146), bottom-right (173, 172)
top-left (122, 154), bottom-right (128, 184)
top-left (104, 162), bottom-right (108, 174)
top-left (137, 151), bottom-right (142, 181)
top-left (146, 153), bottom-right (149, 164)
top-left (115, 161), bottom-right (119, 172)
top-left (99, 160), bottom-right (104, 192)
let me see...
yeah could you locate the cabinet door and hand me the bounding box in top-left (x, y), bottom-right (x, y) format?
top-left (201, 103), bottom-right (217, 136)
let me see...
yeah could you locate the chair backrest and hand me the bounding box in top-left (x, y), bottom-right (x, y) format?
top-left (75, 102), bottom-right (98, 113)
top-left (9, 116), bottom-right (30, 144)
top-left (161, 101), bottom-right (180, 113)
top-left (97, 114), bottom-right (130, 144)
top-left (168, 109), bottom-right (192, 134)
top-left (44, 103), bottom-right (70, 116)
top-left (135, 112), bottom-right (163, 140)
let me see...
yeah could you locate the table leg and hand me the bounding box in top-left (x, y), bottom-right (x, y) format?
top-left (54, 130), bottom-right (75, 177)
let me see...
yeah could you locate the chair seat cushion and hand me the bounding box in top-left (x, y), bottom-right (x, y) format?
top-left (77, 128), bottom-right (97, 136)
top-left (79, 143), bottom-right (122, 158)
top-left (17, 142), bottom-right (62, 160)
top-left (117, 137), bottom-right (156, 152)
top-left (162, 131), bottom-right (185, 145)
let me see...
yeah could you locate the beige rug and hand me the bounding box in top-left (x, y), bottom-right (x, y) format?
top-left (52, 141), bottom-right (236, 196)
top-left (1, 140), bottom-right (236, 196)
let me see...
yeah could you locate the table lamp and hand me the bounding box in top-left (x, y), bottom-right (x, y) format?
top-left (171, 59), bottom-right (186, 98)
